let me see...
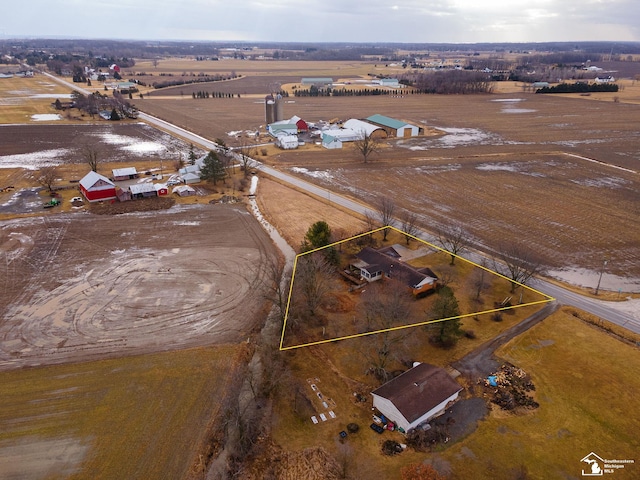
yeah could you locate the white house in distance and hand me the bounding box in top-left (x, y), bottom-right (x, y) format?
top-left (371, 362), bottom-right (462, 432)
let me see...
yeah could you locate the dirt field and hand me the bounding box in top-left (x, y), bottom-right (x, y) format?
top-left (132, 89), bottom-right (640, 292)
top-left (0, 204), bottom-right (277, 369)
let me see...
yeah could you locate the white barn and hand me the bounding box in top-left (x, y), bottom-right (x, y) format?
top-left (371, 362), bottom-right (462, 432)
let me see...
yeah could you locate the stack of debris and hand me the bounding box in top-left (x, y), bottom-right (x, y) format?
top-left (483, 363), bottom-right (538, 411)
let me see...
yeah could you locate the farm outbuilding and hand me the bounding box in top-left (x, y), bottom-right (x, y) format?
top-left (343, 119), bottom-right (387, 139)
top-left (129, 183), bottom-right (157, 199)
top-left (366, 114), bottom-right (422, 137)
top-left (172, 185), bottom-right (196, 196)
top-left (79, 171), bottom-right (117, 202)
top-left (112, 167), bottom-right (139, 181)
top-left (371, 362), bottom-right (462, 432)
top-left (268, 122), bottom-right (298, 138)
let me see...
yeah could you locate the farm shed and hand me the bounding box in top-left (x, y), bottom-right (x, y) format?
top-left (343, 119), bottom-right (387, 139)
top-left (129, 183), bottom-right (157, 199)
top-left (116, 187), bottom-right (131, 202)
top-left (366, 114), bottom-right (422, 138)
top-left (320, 127), bottom-right (362, 143)
top-left (181, 172), bottom-right (201, 184)
top-left (155, 184), bottom-right (169, 196)
top-left (267, 122), bottom-right (298, 138)
top-left (322, 133), bottom-right (343, 149)
top-left (301, 77), bottom-right (333, 86)
top-left (79, 171), bottom-right (117, 202)
top-left (371, 362), bottom-right (462, 432)
top-left (353, 246), bottom-right (438, 296)
top-left (112, 167), bottom-right (139, 181)
top-left (172, 185), bottom-right (196, 196)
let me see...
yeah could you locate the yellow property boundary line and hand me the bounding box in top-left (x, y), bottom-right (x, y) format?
top-left (279, 226), bottom-right (554, 351)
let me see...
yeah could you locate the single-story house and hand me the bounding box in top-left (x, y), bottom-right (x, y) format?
top-left (371, 362), bottom-right (462, 432)
top-left (322, 133), bottom-right (343, 150)
top-left (172, 185), bottom-right (196, 196)
top-left (367, 114), bottom-right (422, 138)
top-left (112, 167), bottom-right (139, 181)
top-left (352, 246), bottom-right (438, 296)
top-left (275, 134), bottom-right (299, 150)
top-left (79, 171), bottom-right (117, 202)
top-left (595, 75), bottom-right (615, 84)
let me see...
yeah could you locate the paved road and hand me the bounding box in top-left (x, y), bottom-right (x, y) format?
top-left (43, 72), bottom-right (640, 334)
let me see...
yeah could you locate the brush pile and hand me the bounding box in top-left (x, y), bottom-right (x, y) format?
top-left (484, 363), bottom-right (538, 411)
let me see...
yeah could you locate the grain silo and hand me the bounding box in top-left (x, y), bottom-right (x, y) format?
top-left (274, 94), bottom-right (284, 122)
top-left (265, 94), bottom-right (275, 124)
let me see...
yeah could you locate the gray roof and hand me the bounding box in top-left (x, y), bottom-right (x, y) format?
top-left (355, 247), bottom-right (437, 288)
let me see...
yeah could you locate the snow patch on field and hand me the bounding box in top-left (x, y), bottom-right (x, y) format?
top-left (548, 267), bottom-right (640, 293)
top-left (0, 149), bottom-right (70, 169)
top-left (94, 133), bottom-right (167, 155)
top-left (571, 176), bottom-right (630, 188)
top-left (413, 164), bottom-right (462, 173)
top-left (476, 162), bottom-right (547, 177)
top-left (290, 167), bottom-right (334, 181)
top-left (31, 114), bottom-right (62, 121)
top-left (405, 127), bottom-right (508, 150)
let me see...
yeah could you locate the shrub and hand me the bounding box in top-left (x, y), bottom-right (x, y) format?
top-left (346, 423), bottom-right (359, 434)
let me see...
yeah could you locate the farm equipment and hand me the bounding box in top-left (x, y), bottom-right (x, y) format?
top-left (43, 198), bottom-right (60, 209)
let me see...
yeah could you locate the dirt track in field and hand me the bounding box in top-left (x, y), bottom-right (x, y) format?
top-left (0, 204), bottom-right (277, 370)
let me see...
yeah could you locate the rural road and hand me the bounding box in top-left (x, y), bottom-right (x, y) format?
top-left (43, 72), bottom-right (640, 335)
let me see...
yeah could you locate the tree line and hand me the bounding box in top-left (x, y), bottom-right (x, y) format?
top-left (535, 82), bottom-right (619, 93)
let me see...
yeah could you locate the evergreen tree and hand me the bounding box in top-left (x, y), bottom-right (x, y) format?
top-left (199, 150), bottom-right (226, 184)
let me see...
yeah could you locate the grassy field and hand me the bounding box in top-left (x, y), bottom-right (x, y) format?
top-left (438, 308), bottom-right (640, 479)
top-left (268, 308), bottom-right (640, 480)
top-left (0, 345), bottom-right (245, 480)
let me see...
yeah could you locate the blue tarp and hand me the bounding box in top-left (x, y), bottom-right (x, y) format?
top-left (488, 376), bottom-right (498, 387)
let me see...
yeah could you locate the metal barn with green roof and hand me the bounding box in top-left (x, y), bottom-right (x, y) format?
top-left (366, 114), bottom-right (422, 138)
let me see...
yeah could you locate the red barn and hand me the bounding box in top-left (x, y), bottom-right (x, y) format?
top-left (79, 171), bottom-right (117, 202)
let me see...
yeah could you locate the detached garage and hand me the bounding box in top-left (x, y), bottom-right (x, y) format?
top-left (79, 171), bottom-right (117, 202)
top-left (371, 362), bottom-right (462, 432)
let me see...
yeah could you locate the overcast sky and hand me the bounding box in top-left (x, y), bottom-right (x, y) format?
top-left (3, 0), bottom-right (640, 43)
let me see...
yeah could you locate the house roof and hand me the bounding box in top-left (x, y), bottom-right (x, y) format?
top-left (367, 114), bottom-right (408, 130)
top-left (371, 363), bottom-right (462, 425)
top-left (355, 246), bottom-right (437, 289)
top-left (79, 171), bottom-right (114, 190)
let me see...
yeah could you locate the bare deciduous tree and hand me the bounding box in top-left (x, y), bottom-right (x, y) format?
top-left (493, 242), bottom-right (546, 293)
top-left (376, 196), bottom-right (396, 241)
top-left (294, 252), bottom-right (333, 317)
top-left (234, 138), bottom-right (256, 177)
top-left (35, 166), bottom-right (58, 192)
top-left (436, 223), bottom-right (470, 265)
top-left (400, 210), bottom-right (420, 245)
top-left (80, 142), bottom-right (101, 172)
top-left (360, 280), bottom-right (412, 382)
top-left (353, 130), bottom-right (381, 164)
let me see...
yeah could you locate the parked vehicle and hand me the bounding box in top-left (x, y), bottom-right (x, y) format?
top-left (370, 423), bottom-right (384, 434)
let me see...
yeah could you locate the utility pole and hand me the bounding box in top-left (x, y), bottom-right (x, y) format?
top-left (595, 259), bottom-right (608, 295)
